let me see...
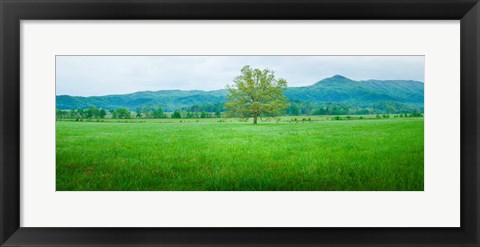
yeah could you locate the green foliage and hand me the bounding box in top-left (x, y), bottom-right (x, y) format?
top-left (182, 103), bottom-right (224, 114)
top-left (99, 109), bottom-right (106, 119)
top-left (293, 101), bottom-right (422, 116)
top-left (77, 108), bottom-right (84, 118)
top-left (410, 111), bottom-right (423, 117)
top-left (171, 110), bottom-right (182, 119)
top-left (287, 103), bottom-right (300, 116)
top-left (84, 106), bottom-right (100, 119)
top-left (57, 107), bottom-right (107, 119)
top-left (114, 108), bottom-right (131, 119)
top-left (56, 109), bottom-right (68, 119)
top-left (135, 107), bottom-right (143, 118)
top-left (69, 109), bottom-right (76, 118)
top-left (152, 107), bottom-right (167, 118)
top-left (225, 65), bottom-right (289, 124)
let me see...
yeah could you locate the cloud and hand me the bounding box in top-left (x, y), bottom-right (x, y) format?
top-left (56, 56), bottom-right (424, 96)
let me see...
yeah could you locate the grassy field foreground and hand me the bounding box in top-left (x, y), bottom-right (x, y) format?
top-left (56, 118), bottom-right (424, 191)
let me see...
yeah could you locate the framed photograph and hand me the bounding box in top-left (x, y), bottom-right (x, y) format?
top-left (1, 0), bottom-right (479, 246)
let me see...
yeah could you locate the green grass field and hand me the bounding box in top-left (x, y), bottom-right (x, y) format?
top-left (56, 117), bottom-right (424, 191)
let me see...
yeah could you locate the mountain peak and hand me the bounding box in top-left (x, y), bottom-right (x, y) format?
top-left (314, 75), bottom-right (354, 85)
top-left (331, 75), bottom-right (350, 80)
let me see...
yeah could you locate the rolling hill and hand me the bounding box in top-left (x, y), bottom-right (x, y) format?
top-left (285, 75), bottom-right (423, 104)
top-left (56, 75), bottom-right (424, 112)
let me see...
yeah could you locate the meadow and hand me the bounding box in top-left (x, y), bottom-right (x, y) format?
top-left (56, 116), bottom-right (424, 191)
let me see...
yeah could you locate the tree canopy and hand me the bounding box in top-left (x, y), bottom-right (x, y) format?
top-left (225, 65), bottom-right (289, 124)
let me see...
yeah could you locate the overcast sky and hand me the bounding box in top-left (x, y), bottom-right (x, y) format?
top-left (56, 56), bottom-right (424, 96)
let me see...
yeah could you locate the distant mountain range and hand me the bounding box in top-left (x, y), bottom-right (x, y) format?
top-left (56, 75), bottom-right (424, 112)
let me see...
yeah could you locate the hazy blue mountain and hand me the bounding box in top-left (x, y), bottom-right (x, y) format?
top-left (285, 75), bottom-right (424, 105)
top-left (56, 75), bottom-right (424, 111)
top-left (56, 89), bottom-right (228, 112)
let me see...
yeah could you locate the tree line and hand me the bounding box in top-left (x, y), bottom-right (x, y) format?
top-left (56, 106), bottom-right (107, 119)
top-left (56, 106), bottom-right (224, 120)
top-left (286, 101), bottom-right (424, 116)
top-left (57, 103), bottom-right (424, 120)
top-left (56, 102), bottom-right (424, 120)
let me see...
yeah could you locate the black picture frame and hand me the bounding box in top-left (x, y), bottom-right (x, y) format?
top-left (1, 0), bottom-right (479, 246)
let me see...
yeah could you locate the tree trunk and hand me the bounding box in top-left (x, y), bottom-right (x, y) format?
top-left (253, 116), bottom-right (258, 124)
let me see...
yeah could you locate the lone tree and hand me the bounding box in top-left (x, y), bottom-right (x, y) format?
top-left (225, 65), bottom-right (289, 124)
